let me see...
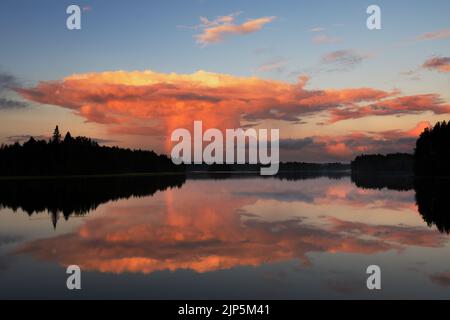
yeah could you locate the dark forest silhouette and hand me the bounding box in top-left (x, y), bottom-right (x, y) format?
top-left (414, 178), bottom-right (450, 234)
top-left (414, 120), bottom-right (450, 176)
top-left (351, 153), bottom-right (414, 174)
top-left (186, 162), bottom-right (350, 173)
top-left (0, 126), bottom-right (183, 176)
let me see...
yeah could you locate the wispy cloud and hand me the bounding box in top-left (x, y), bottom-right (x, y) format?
top-left (82, 5), bottom-right (92, 12)
top-left (399, 69), bottom-right (422, 81)
top-left (416, 29), bottom-right (450, 41)
top-left (5, 135), bottom-right (49, 144)
top-left (312, 34), bottom-right (341, 44)
top-left (190, 12), bottom-right (276, 46)
top-left (256, 58), bottom-right (289, 73)
top-left (308, 27), bottom-right (326, 33)
top-left (322, 50), bottom-right (370, 71)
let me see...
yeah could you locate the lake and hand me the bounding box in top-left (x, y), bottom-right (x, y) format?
top-left (0, 173), bottom-right (449, 299)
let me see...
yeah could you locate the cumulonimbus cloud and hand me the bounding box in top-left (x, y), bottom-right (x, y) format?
top-left (423, 56), bottom-right (450, 73)
top-left (16, 70), bottom-right (450, 152)
top-left (194, 13), bottom-right (276, 45)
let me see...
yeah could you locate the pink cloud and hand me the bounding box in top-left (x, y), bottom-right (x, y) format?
top-left (312, 34), bottom-right (341, 44)
top-left (194, 13), bottom-right (276, 45)
top-left (330, 94), bottom-right (450, 123)
top-left (416, 29), bottom-right (450, 41)
top-left (16, 70), bottom-right (450, 156)
top-left (280, 121), bottom-right (433, 162)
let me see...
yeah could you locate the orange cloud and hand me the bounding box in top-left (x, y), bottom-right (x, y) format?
top-left (406, 121), bottom-right (432, 137)
top-left (17, 70), bottom-right (450, 153)
top-left (280, 121), bottom-right (432, 162)
top-left (194, 13), bottom-right (276, 45)
top-left (423, 56), bottom-right (450, 73)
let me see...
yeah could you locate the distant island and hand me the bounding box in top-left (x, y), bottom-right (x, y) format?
top-left (351, 153), bottom-right (414, 174)
top-left (186, 162), bottom-right (350, 173)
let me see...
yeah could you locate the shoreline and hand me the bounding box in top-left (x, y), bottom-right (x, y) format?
top-left (0, 170), bottom-right (352, 181)
top-left (0, 172), bottom-right (186, 181)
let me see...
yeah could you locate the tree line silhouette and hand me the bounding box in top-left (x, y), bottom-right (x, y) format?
top-left (351, 120), bottom-right (450, 177)
top-left (351, 153), bottom-right (414, 173)
top-left (414, 120), bottom-right (450, 176)
top-left (186, 162), bottom-right (350, 173)
top-left (0, 126), bottom-right (183, 176)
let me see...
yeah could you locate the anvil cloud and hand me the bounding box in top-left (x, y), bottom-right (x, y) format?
top-left (17, 70), bottom-right (450, 147)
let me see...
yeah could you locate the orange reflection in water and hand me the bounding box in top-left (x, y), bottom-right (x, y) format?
top-left (16, 178), bottom-right (447, 274)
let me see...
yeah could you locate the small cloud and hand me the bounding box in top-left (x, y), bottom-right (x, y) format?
top-left (416, 29), bottom-right (450, 41)
top-left (253, 47), bottom-right (273, 55)
top-left (191, 12), bottom-right (276, 46)
top-left (321, 50), bottom-right (370, 71)
top-left (312, 34), bottom-right (341, 44)
top-left (5, 135), bottom-right (48, 144)
top-left (4, 134), bottom-right (118, 146)
top-left (256, 58), bottom-right (289, 73)
top-left (308, 27), bottom-right (326, 33)
top-left (0, 98), bottom-right (28, 109)
top-left (399, 69), bottom-right (422, 81)
top-left (423, 56), bottom-right (450, 73)
top-left (92, 137), bottom-right (119, 145)
top-left (0, 71), bottom-right (29, 109)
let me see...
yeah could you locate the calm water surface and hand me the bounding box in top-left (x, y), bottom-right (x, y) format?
top-left (0, 174), bottom-right (449, 299)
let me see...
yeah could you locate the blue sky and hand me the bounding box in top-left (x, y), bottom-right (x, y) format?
top-left (1, 0), bottom-right (448, 83)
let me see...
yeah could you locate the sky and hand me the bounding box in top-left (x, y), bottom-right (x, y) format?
top-left (0, 0), bottom-right (449, 162)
